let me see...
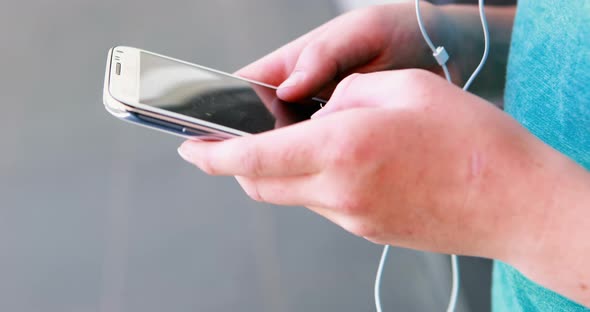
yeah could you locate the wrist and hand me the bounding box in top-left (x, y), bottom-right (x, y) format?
top-left (507, 150), bottom-right (590, 306)
top-left (505, 148), bottom-right (590, 263)
top-left (454, 118), bottom-right (581, 263)
top-left (450, 104), bottom-right (590, 305)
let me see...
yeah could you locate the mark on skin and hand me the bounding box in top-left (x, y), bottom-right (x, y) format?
top-left (581, 283), bottom-right (588, 291)
top-left (470, 151), bottom-right (484, 179)
top-left (459, 150), bottom-right (485, 215)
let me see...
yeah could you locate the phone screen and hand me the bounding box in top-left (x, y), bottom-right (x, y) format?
top-left (138, 52), bottom-right (321, 134)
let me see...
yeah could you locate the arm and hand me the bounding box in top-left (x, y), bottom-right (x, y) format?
top-left (178, 69), bottom-right (590, 307)
top-left (505, 150), bottom-right (590, 307)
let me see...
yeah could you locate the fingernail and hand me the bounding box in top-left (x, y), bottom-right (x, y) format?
top-left (279, 71), bottom-right (305, 89)
top-left (177, 144), bottom-right (190, 161)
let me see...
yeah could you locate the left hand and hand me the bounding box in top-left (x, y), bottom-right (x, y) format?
top-left (177, 69), bottom-right (555, 260)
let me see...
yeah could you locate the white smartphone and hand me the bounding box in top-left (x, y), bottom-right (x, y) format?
top-left (103, 46), bottom-right (325, 140)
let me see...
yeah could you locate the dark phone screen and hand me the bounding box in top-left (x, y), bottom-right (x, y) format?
top-left (138, 52), bottom-right (321, 134)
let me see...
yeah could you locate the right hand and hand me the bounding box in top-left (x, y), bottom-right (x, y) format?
top-left (236, 2), bottom-right (455, 102)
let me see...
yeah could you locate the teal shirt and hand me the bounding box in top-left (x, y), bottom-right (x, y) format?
top-left (493, 0), bottom-right (590, 311)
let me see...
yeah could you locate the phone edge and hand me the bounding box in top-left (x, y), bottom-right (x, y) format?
top-left (103, 47), bottom-right (246, 140)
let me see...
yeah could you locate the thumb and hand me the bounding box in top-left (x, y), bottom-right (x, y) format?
top-left (311, 70), bottom-right (435, 118)
top-left (276, 21), bottom-right (384, 102)
top-left (276, 43), bottom-right (341, 102)
top-left (311, 73), bottom-right (368, 118)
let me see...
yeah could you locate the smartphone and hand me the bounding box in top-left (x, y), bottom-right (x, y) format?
top-left (103, 46), bottom-right (324, 140)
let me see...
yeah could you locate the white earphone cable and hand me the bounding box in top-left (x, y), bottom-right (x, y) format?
top-left (374, 0), bottom-right (490, 311)
top-left (463, 0), bottom-right (490, 91)
top-left (374, 245), bottom-right (389, 312)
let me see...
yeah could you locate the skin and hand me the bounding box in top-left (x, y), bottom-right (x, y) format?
top-left (178, 2), bottom-right (590, 307)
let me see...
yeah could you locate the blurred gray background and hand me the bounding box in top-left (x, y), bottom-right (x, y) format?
top-left (0, 0), bottom-right (492, 311)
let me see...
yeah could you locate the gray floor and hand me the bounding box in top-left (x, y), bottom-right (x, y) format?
top-left (0, 1), bottom-right (490, 311)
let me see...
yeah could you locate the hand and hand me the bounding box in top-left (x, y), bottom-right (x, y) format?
top-left (177, 69), bottom-right (550, 260)
top-left (236, 2), bottom-right (455, 102)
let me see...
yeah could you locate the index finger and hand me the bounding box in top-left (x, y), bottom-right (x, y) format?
top-left (234, 22), bottom-right (330, 86)
top-left (177, 120), bottom-right (328, 177)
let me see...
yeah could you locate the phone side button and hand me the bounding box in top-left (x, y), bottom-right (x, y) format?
top-left (181, 127), bottom-right (206, 136)
top-left (182, 127), bottom-right (226, 141)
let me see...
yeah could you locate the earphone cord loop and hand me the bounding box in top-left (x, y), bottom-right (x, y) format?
top-left (374, 0), bottom-right (490, 311)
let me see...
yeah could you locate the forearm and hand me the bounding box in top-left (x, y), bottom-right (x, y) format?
top-left (439, 5), bottom-right (516, 100)
top-left (510, 151), bottom-right (590, 307)
top-left (485, 133), bottom-right (590, 307)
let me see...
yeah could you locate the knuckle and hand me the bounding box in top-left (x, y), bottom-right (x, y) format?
top-left (395, 69), bottom-right (439, 111)
top-left (301, 40), bottom-right (342, 77)
top-left (340, 72), bottom-right (363, 87)
top-left (277, 145), bottom-right (298, 168)
top-left (342, 219), bottom-right (378, 239)
top-left (330, 72), bottom-right (365, 102)
top-left (300, 40), bottom-right (332, 68)
top-left (400, 68), bottom-right (432, 87)
top-left (240, 146), bottom-right (264, 176)
top-left (329, 133), bottom-right (372, 168)
top-left (305, 39), bottom-right (329, 56)
top-left (245, 182), bottom-right (265, 202)
top-left (346, 6), bottom-right (384, 35)
top-left (199, 156), bottom-right (218, 175)
top-left (360, 6), bottom-right (383, 21)
top-left (336, 192), bottom-right (367, 216)
top-left (328, 146), bottom-right (350, 167)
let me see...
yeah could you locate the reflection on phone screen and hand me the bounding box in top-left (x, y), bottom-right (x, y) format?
top-left (139, 52), bottom-right (321, 134)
